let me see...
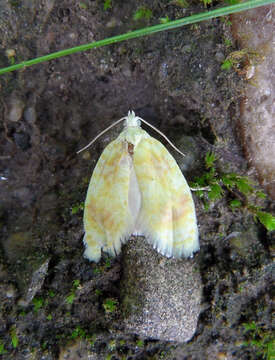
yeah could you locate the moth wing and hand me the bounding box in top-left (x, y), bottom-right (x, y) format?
top-left (84, 139), bottom-right (133, 262)
top-left (133, 137), bottom-right (199, 258)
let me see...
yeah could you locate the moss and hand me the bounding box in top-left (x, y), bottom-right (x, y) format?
top-left (241, 321), bottom-right (274, 359)
top-left (8, 0), bottom-right (22, 7)
top-left (103, 298), bottom-right (118, 314)
top-left (192, 151), bottom-right (275, 231)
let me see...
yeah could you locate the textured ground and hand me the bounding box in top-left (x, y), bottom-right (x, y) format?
top-left (0, 1), bottom-right (274, 359)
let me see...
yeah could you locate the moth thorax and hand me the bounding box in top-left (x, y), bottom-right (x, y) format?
top-left (124, 111), bottom-right (141, 128)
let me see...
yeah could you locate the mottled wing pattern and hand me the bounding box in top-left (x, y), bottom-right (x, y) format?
top-left (133, 137), bottom-right (199, 258)
top-left (83, 139), bottom-right (133, 262)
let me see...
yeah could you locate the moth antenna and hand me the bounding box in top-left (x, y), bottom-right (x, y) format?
top-left (136, 117), bottom-right (185, 157)
top-left (190, 186), bottom-right (210, 192)
top-left (76, 117), bottom-right (126, 154)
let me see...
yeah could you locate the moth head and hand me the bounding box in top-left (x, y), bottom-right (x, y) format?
top-left (124, 110), bottom-right (141, 128)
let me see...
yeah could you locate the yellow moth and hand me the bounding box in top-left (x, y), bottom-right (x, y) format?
top-left (79, 111), bottom-right (199, 262)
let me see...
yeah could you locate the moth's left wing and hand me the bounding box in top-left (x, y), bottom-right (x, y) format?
top-left (133, 137), bottom-right (199, 258)
top-left (84, 139), bottom-right (133, 262)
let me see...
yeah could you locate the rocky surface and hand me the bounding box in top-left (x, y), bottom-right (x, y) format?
top-left (232, 4), bottom-right (275, 199)
top-left (120, 238), bottom-right (202, 342)
top-left (0, 1), bottom-right (273, 359)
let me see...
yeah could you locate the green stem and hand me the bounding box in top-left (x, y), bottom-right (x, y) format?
top-left (0, 0), bottom-right (274, 75)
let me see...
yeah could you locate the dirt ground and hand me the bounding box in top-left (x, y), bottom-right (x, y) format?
top-left (0, 1), bottom-right (273, 359)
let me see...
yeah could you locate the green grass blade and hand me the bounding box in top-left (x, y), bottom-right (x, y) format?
top-left (0, 0), bottom-right (274, 75)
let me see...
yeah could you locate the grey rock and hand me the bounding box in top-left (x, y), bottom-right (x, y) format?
top-left (20, 258), bottom-right (50, 306)
top-left (120, 237), bottom-right (202, 342)
top-left (232, 6), bottom-right (275, 199)
top-left (226, 263), bottom-right (274, 326)
top-left (3, 231), bottom-right (33, 262)
top-left (24, 106), bottom-right (37, 124)
top-left (59, 340), bottom-right (87, 360)
top-left (7, 94), bottom-right (25, 122)
top-left (13, 131), bottom-right (31, 151)
top-left (59, 340), bottom-right (100, 360)
top-left (5, 284), bottom-right (17, 299)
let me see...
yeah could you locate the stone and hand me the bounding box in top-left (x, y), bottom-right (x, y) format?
top-left (3, 232), bottom-right (33, 262)
top-left (24, 106), bottom-right (37, 124)
top-left (7, 94), bottom-right (25, 122)
top-left (120, 237), bottom-right (202, 342)
top-left (23, 259), bottom-right (50, 305)
top-left (59, 340), bottom-right (98, 360)
top-left (232, 5), bottom-right (275, 199)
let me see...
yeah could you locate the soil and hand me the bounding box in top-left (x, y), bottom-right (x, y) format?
top-left (0, 1), bottom-right (273, 359)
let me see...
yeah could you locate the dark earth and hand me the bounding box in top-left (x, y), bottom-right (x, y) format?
top-left (0, 0), bottom-right (274, 359)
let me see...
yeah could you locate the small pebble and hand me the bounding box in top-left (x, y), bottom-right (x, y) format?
top-left (17, 298), bottom-right (28, 307)
top-left (6, 284), bottom-right (17, 299)
top-left (13, 132), bottom-right (31, 151)
top-left (5, 48), bottom-right (16, 58)
top-left (7, 95), bottom-right (25, 122)
top-left (24, 107), bottom-right (37, 123)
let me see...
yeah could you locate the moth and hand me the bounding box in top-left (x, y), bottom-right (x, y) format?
top-left (79, 111), bottom-right (199, 262)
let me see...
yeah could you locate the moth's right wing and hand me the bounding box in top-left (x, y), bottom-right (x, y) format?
top-left (133, 137), bottom-right (199, 258)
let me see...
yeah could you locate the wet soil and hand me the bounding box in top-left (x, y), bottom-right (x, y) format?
top-left (0, 1), bottom-right (273, 359)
